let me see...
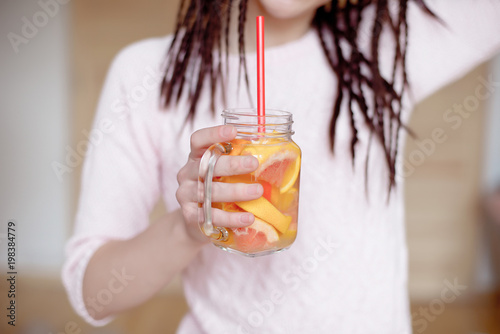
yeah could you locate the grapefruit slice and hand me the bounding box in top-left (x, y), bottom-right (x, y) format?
top-left (240, 141), bottom-right (300, 194)
top-left (232, 217), bottom-right (279, 252)
top-left (255, 148), bottom-right (300, 194)
top-left (260, 181), bottom-right (273, 201)
top-left (257, 155), bottom-right (291, 186)
top-left (235, 197), bottom-right (292, 233)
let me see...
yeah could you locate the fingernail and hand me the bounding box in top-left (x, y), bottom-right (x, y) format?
top-left (222, 126), bottom-right (234, 137)
top-left (243, 156), bottom-right (255, 168)
top-left (247, 184), bottom-right (262, 196)
top-left (240, 213), bottom-right (253, 225)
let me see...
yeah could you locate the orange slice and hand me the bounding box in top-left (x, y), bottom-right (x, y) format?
top-left (235, 197), bottom-right (292, 233)
top-left (278, 155), bottom-right (300, 193)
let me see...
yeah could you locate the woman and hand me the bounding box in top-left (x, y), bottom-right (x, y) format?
top-left (63, 0), bottom-right (500, 332)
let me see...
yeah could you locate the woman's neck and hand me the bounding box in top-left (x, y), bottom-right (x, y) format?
top-left (227, 1), bottom-right (316, 54)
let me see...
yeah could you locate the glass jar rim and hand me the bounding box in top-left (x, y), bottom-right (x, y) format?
top-left (222, 108), bottom-right (294, 138)
top-left (222, 108), bottom-right (292, 118)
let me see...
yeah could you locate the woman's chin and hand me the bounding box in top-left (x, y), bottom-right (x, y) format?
top-left (257, 0), bottom-right (328, 20)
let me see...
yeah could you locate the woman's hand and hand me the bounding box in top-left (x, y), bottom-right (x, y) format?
top-left (176, 125), bottom-right (263, 244)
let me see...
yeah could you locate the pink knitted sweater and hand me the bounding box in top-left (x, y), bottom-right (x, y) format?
top-left (63, 1), bottom-right (500, 333)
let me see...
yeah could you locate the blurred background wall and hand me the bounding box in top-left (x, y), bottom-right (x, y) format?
top-left (0, 0), bottom-right (499, 333)
top-left (0, 0), bottom-right (70, 277)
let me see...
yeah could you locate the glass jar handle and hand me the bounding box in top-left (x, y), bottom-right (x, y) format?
top-left (198, 142), bottom-right (233, 241)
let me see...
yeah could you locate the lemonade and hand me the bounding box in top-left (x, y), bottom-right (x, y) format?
top-left (212, 136), bottom-right (301, 256)
top-left (199, 108), bottom-right (301, 257)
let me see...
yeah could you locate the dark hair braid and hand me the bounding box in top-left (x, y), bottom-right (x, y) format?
top-left (237, 0), bottom-right (252, 104)
top-left (161, 0), bottom-right (436, 193)
top-left (224, 0), bottom-right (234, 86)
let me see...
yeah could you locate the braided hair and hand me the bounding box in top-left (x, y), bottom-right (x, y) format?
top-left (161, 0), bottom-right (437, 191)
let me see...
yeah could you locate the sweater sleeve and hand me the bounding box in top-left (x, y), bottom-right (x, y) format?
top-left (61, 39), bottom-right (167, 326)
top-left (407, 0), bottom-right (500, 102)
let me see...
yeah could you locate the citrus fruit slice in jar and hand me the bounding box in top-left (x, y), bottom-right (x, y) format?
top-left (241, 142), bottom-right (301, 194)
top-left (222, 202), bottom-right (244, 212)
top-left (232, 217), bottom-right (279, 252)
top-left (235, 197), bottom-right (292, 233)
top-left (273, 187), bottom-right (298, 212)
